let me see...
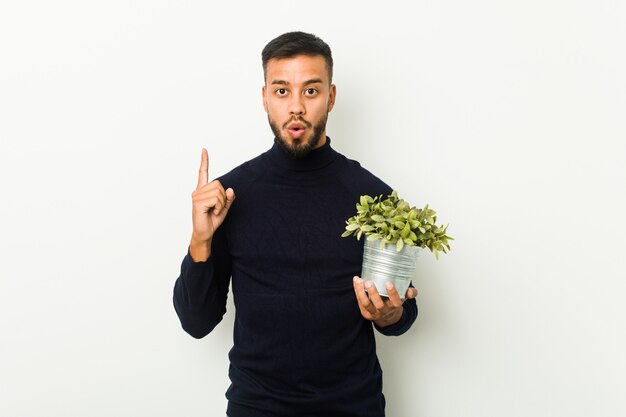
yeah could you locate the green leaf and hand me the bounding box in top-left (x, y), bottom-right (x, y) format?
top-left (344, 191), bottom-right (452, 258)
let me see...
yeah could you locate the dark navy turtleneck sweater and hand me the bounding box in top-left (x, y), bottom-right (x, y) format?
top-left (173, 138), bottom-right (417, 417)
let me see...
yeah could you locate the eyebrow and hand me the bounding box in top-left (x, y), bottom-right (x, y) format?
top-left (270, 78), bottom-right (324, 86)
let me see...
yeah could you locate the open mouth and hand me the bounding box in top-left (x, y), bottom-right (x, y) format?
top-left (286, 121), bottom-right (307, 139)
top-left (287, 122), bottom-right (306, 130)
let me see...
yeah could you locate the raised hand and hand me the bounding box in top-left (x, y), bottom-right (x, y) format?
top-left (189, 148), bottom-right (235, 261)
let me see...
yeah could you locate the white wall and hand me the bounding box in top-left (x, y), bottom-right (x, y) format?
top-left (1, 1), bottom-right (624, 416)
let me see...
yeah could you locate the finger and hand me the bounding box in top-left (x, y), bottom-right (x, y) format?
top-left (197, 148), bottom-right (209, 188)
top-left (209, 181), bottom-right (226, 215)
top-left (364, 281), bottom-right (385, 310)
top-left (194, 196), bottom-right (224, 217)
top-left (195, 181), bottom-right (226, 214)
top-left (384, 282), bottom-right (403, 308)
top-left (353, 277), bottom-right (375, 315)
top-left (224, 188), bottom-right (236, 210)
top-left (405, 287), bottom-right (418, 300)
top-left (193, 185), bottom-right (225, 205)
top-left (192, 189), bottom-right (226, 215)
top-left (212, 186), bottom-right (236, 218)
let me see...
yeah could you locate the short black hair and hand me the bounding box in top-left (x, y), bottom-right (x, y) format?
top-left (261, 31), bottom-right (333, 83)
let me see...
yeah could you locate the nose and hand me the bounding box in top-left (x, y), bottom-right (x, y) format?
top-left (288, 94), bottom-right (305, 116)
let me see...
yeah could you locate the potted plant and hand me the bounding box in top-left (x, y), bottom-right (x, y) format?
top-left (341, 191), bottom-right (453, 299)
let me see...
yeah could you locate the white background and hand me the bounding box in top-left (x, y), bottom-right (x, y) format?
top-left (1, 1), bottom-right (625, 416)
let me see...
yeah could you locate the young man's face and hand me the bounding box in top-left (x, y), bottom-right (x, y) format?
top-left (263, 54), bottom-right (336, 159)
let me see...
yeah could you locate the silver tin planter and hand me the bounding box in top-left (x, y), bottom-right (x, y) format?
top-left (361, 239), bottom-right (421, 300)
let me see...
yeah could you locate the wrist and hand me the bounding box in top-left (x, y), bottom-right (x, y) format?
top-left (189, 236), bottom-right (212, 262)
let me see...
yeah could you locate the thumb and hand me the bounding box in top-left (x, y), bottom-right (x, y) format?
top-left (225, 188), bottom-right (236, 208)
top-left (213, 188), bottom-right (236, 227)
top-left (405, 287), bottom-right (418, 300)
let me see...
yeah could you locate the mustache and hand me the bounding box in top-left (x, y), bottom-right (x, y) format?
top-left (282, 117), bottom-right (313, 129)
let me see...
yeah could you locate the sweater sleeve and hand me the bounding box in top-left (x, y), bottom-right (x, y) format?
top-left (374, 290), bottom-right (418, 336)
top-left (172, 226), bottom-right (232, 339)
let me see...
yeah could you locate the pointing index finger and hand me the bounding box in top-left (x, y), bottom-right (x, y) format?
top-left (197, 148), bottom-right (209, 188)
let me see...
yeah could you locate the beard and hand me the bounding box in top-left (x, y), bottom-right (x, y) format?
top-left (269, 113), bottom-right (328, 159)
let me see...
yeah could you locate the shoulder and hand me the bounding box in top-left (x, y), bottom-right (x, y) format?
top-left (333, 149), bottom-right (393, 198)
top-left (215, 151), bottom-right (268, 195)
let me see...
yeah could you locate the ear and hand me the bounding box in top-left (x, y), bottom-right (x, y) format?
top-left (262, 85), bottom-right (268, 113)
top-left (327, 84), bottom-right (336, 112)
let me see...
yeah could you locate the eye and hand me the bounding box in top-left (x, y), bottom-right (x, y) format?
top-left (305, 88), bottom-right (318, 96)
top-left (275, 88), bottom-right (287, 96)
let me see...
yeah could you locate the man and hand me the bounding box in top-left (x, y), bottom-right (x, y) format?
top-left (173, 31), bottom-right (418, 417)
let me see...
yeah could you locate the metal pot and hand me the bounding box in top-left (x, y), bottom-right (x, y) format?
top-left (361, 239), bottom-right (421, 300)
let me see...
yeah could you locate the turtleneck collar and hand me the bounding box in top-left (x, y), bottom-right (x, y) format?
top-left (267, 136), bottom-right (337, 171)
